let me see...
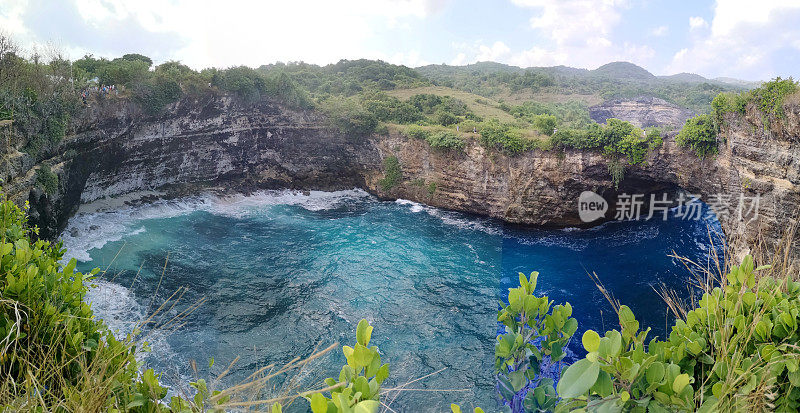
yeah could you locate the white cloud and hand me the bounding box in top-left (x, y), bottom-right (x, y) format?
top-left (650, 25), bottom-right (668, 37)
top-left (451, 0), bottom-right (653, 70)
top-left (5, 0), bottom-right (449, 68)
top-left (450, 52), bottom-right (468, 65)
top-left (689, 16), bottom-right (708, 30)
top-left (476, 41), bottom-right (511, 61)
top-left (668, 1), bottom-right (800, 79)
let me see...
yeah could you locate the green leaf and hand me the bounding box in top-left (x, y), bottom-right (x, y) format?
top-left (519, 272), bottom-right (529, 291)
top-left (508, 370), bottom-right (527, 392)
top-left (310, 394), bottom-right (328, 413)
top-left (356, 319), bottom-right (373, 347)
top-left (646, 362), bottom-right (665, 385)
top-left (557, 358), bottom-right (600, 398)
top-left (529, 271), bottom-right (538, 292)
top-left (582, 330), bottom-right (600, 353)
top-left (376, 363), bottom-right (390, 384)
top-left (672, 373), bottom-right (691, 394)
top-left (618, 305), bottom-right (639, 334)
top-left (451, 404), bottom-right (462, 413)
top-left (563, 317), bottom-right (578, 338)
top-left (353, 343), bottom-right (374, 368)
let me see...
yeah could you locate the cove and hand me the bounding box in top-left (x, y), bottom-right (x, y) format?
top-left (63, 189), bottom-right (722, 411)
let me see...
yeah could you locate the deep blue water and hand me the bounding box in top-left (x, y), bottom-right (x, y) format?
top-left (63, 190), bottom-right (722, 412)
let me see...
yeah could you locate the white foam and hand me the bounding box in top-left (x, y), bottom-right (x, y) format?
top-left (394, 199), bottom-right (501, 235)
top-left (84, 280), bottom-right (145, 339)
top-left (61, 189), bottom-right (372, 263)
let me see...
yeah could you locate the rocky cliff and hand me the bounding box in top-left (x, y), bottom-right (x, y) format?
top-left (7, 93), bottom-right (799, 258)
top-left (589, 96), bottom-right (695, 129)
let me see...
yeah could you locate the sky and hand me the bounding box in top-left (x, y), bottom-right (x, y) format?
top-left (1, 0), bottom-right (799, 81)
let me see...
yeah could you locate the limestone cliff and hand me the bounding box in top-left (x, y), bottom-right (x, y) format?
top-left (589, 96), bottom-right (695, 129)
top-left (6, 93), bottom-right (798, 258)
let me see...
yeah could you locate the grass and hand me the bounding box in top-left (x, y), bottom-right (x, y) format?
top-left (387, 86), bottom-right (518, 123)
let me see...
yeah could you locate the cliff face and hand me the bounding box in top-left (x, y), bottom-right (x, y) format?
top-left (10, 94), bottom-right (799, 257)
top-left (589, 96), bottom-right (696, 129)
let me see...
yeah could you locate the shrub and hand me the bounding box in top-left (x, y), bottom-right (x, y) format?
top-left (97, 58), bottom-right (150, 86)
top-left (213, 66), bottom-right (267, 101)
top-left (132, 75), bottom-right (182, 115)
top-left (479, 120), bottom-right (528, 155)
top-left (750, 77), bottom-right (799, 119)
top-left (533, 114), bottom-right (558, 136)
top-left (402, 125), bottom-right (431, 140)
top-left (555, 255), bottom-right (800, 412)
top-left (321, 97), bottom-right (378, 137)
top-left (676, 114), bottom-right (718, 159)
top-left (378, 156), bottom-right (401, 190)
top-left (425, 130), bottom-right (465, 151)
top-left (306, 320), bottom-right (389, 413)
top-left (0, 196), bottom-right (172, 410)
top-left (436, 109), bottom-right (458, 126)
top-left (495, 272), bottom-right (578, 411)
top-left (711, 92), bottom-right (747, 131)
top-left (35, 164), bottom-right (58, 195)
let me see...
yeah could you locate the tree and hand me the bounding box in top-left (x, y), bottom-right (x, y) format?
top-left (533, 114), bottom-right (557, 136)
top-left (121, 53), bottom-right (153, 67)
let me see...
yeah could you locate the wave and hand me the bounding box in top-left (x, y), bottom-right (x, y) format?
top-left (394, 199), bottom-right (501, 235)
top-left (61, 189), bottom-right (372, 263)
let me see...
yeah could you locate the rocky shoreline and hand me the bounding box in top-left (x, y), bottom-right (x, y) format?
top-left (6, 94), bottom-right (799, 258)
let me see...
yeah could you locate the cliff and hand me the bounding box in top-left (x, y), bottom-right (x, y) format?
top-left (589, 96), bottom-right (695, 129)
top-left (7, 93), bottom-right (799, 258)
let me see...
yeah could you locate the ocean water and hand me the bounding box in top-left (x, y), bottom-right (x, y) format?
top-left (63, 189), bottom-right (723, 412)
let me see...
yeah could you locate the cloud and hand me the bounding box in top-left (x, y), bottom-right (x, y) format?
top-left (668, 1), bottom-right (800, 79)
top-left (5, 0), bottom-right (449, 68)
top-left (689, 16), bottom-right (708, 30)
top-left (650, 25), bottom-right (668, 37)
top-left (513, 0), bottom-right (628, 47)
top-left (451, 0), bottom-right (653, 69)
top-left (19, 0), bottom-right (186, 62)
top-left (476, 41), bottom-right (511, 61)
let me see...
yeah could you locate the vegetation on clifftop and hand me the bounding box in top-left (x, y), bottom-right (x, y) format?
top-left (677, 77), bottom-right (799, 159)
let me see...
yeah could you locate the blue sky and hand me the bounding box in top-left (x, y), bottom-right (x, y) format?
top-left (2, 0), bottom-right (799, 80)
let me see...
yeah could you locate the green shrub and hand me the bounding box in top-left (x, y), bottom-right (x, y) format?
top-left (306, 319), bottom-right (389, 413)
top-left (402, 125), bottom-right (431, 140)
top-left (495, 271), bottom-right (577, 411)
top-left (711, 92), bottom-right (748, 131)
top-left (97, 58), bottom-right (150, 86)
top-left (321, 97), bottom-right (378, 137)
top-left (750, 77), bottom-right (799, 119)
top-left (132, 75), bottom-right (183, 115)
top-left (676, 114), bottom-right (718, 159)
top-left (425, 130), bottom-right (465, 151)
top-left (533, 114), bottom-right (557, 136)
top-left (555, 255), bottom-right (800, 412)
top-left (378, 156), bottom-right (401, 190)
top-left (213, 66), bottom-right (267, 101)
top-left (35, 164), bottom-right (58, 195)
top-left (0, 196), bottom-right (175, 410)
top-left (479, 119), bottom-right (528, 155)
top-left (436, 109), bottom-right (458, 126)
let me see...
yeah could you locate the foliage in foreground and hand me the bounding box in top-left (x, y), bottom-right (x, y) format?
top-left (306, 319), bottom-right (389, 413)
top-left (554, 255), bottom-right (800, 412)
top-left (488, 254), bottom-right (800, 412)
top-left (495, 272), bottom-right (577, 412)
top-left (0, 197), bottom-right (167, 411)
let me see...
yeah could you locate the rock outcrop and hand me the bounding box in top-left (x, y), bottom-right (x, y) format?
top-left (589, 96), bottom-right (695, 129)
top-left (5, 93), bottom-right (798, 258)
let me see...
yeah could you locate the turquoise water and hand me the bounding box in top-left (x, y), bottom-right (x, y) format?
top-left (64, 189), bottom-right (722, 412)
